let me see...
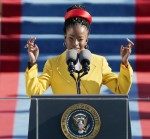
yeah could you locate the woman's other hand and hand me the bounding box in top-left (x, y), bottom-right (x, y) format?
top-left (25, 37), bottom-right (39, 64)
top-left (120, 38), bottom-right (134, 67)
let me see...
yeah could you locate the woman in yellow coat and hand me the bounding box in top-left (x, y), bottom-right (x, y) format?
top-left (25, 4), bottom-right (133, 97)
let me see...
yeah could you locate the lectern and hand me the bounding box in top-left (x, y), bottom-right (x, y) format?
top-left (28, 95), bottom-right (131, 139)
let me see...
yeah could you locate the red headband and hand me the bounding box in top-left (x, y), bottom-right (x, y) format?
top-left (65, 9), bottom-right (92, 24)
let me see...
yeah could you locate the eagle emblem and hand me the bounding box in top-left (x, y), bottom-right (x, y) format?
top-left (73, 113), bottom-right (90, 134)
top-left (61, 103), bottom-right (101, 139)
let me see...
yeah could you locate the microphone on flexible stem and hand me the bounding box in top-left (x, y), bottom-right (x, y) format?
top-left (79, 49), bottom-right (92, 75)
top-left (66, 49), bottom-right (78, 80)
top-left (75, 49), bottom-right (91, 94)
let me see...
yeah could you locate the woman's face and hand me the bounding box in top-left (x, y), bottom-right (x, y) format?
top-left (65, 24), bottom-right (89, 53)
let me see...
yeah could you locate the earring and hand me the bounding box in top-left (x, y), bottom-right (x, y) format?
top-left (85, 44), bottom-right (89, 49)
top-left (63, 42), bottom-right (66, 47)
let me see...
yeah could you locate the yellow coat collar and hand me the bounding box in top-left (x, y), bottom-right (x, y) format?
top-left (56, 50), bottom-right (97, 94)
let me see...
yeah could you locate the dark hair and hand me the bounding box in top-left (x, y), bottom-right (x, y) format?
top-left (63, 4), bottom-right (91, 34)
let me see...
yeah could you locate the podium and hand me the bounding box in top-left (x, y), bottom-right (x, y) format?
top-left (28, 95), bottom-right (132, 139)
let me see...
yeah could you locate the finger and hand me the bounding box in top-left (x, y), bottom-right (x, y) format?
top-left (123, 47), bottom-right (130, 51)
top-left (25, 39), bottom-right (34, 48)
top-left (29, 48), bottom-right (37, 52)
top-left (30, 37), bottom-right (36, 43)
top-left (121, 45), bottom-right (124, 49)
top-left (27, 37), bottom-right (36, 45)
top-left (24, 43), bottom-right (29, 48)
top-left (120, 45), bottom-right (124, 55)
top-left (34, 44), bottom-right (39, 51)
top-left (27, 40), bottom-right (35, 48)
top-left (123, 47), bottom-right (131, 56)
top-left (34, 44), bottom-right (39, 58)
top-left (28, 36), bottom-right (34, 43)
top-left (27, 44), bottom-right (33, 48)
top-left (28, 45), bottom-right (36, 50)
top-left (126, 38), bottom-right (134, 48)
top-left (120, 45), bottom-right (124, 51)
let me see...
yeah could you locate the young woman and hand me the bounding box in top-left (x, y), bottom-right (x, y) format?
top-left (25, 4), bottom-right (133, 97)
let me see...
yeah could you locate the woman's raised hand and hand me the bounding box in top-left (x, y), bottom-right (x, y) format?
top-left (25, 37), bottom-right (39, 64)
top-left (120, 38), bottom-right (134, 67)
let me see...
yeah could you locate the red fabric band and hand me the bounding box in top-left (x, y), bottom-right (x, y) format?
top-left (65, 9), bottom-right (92, 24)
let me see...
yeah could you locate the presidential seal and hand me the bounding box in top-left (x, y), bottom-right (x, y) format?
top-left (61, 103), bottom-right (101, 139)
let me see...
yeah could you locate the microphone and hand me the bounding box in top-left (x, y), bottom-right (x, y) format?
top-left (79, 49), bottom-right (92, 74)
top-left (66, 49), bottom-right (78, 75)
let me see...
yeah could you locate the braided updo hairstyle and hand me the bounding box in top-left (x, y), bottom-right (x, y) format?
top-left (63, 4), bottom-right (91, 34)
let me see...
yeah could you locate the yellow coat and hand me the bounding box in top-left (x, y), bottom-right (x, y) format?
top-left (25, 51), bottom-right (133, 97)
